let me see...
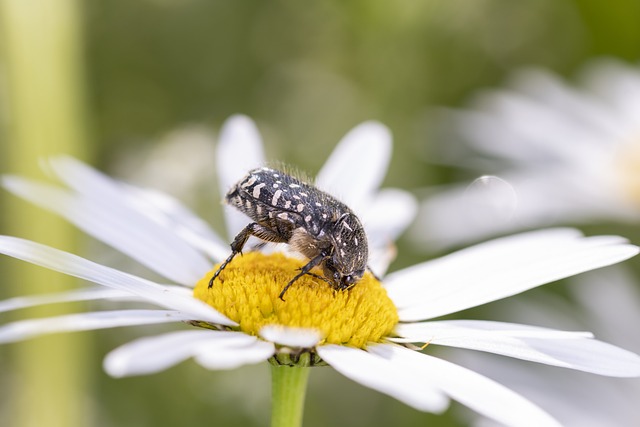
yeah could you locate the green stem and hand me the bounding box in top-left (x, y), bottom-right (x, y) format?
top-left (1, 1), bottom-right (90, 427)
top-left (271, 364), bottom-right (310, 427)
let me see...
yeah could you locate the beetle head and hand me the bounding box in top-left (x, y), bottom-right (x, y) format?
top-left (323, 213), bottom-right (368, 290)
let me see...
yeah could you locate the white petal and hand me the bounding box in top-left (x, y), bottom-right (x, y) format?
top-left (50, 157), bottom-right (217, 281)
top-left (395, 320), bottom-right (593, 340)
top-left (0, 309), bottom-right (189, 344)
top-left (453, 348), bottom-right (640, 427)
top-left (363, 188), bottom-right (418, 244)
top-left (364, 188), bottom-right (417, 275)
top-left (456, 69), bottom-right (619, 162)
top-left (583, 60), bottom-right (640, 127)
top-left (120, 185), bottom-right (230, 262)
top-left (417, 63), bottom-right (640, 252)
top-left (0, 236), bottom-right (235, 326)
top-left (0, 287), bottom-right (131, 314)
top-left (259, 325), bottom-right (322, 347)
top-left (393, 320), bottom-right (640, 377)
top-left (4, 172), bottom-right (211, 286)
top-left (194, 338), bottom-right (275, 370)
top-left (315, 121), bottom-right (392, 211)
top-left (514, 66), bottom-right (623, 142)
top-left (367, 344), bottom-right (561, 427)
top-left (412, 168), bottom-right (635, 251)
top-left (215, 115), bottom-right (266, 239)
top-left (0, 284), bottom-right (192, 314)
top-left (386, 229), bottom-right (638, 320)
top-left (317, 344), bottom-right (449, 412)
top-left (104, 329), bottom-right (258, 377)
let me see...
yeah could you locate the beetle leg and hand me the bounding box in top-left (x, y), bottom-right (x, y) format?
top-left (209, 222), bottom-right (290, 288)
top-left (304, 271), bottom-right (332, 286)
top-left (278, 252), bottom-right (327, 301)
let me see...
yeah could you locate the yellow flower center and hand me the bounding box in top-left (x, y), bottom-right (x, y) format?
top-left (193, 252), bottom-right (398, 349)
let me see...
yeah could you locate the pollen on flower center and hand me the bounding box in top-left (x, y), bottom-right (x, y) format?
top-left (193, 252), bottom-right (398, 349)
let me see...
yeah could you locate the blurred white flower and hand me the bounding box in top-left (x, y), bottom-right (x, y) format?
top-left (111, 125), bottom-right (218, 207)
top-left (1, 116), bottom-right (640, 427)
top-left (452, 266), bottom-right (640, 427)
top-left (414, 59), bottom-right (640, 249)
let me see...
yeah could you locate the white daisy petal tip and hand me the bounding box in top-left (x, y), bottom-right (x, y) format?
top-left (315, 120), bottom-right (393, 209)
top-left (194, 339), bottom-right (276, 370)
top-left (218, 115), bottom-right (263, 154)
top-left (102, 330), bottom-right (219, 378)
top-left (216, 114), bottom-right (265, 177)
top-left (348, 120), bottom-right (392, 145)
top-left (259, 324), bottom-right (323, 348)
top-left (223, 114), bottom-right (257, 129)
top-left (338, 120), bottom-right (392, 173)
top-left (104, 349), bottom-right (130, 378)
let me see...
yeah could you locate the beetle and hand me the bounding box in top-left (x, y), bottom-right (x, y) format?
top-left (208, 166), bottom-right (369, 300)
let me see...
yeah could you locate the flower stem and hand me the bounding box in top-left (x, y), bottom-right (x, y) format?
top-left (271, 364), bottom-right (310, 427)
top-left (1, 1), bottom-right (90, 427)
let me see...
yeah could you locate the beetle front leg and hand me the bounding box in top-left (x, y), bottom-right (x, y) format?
top-left (278, 252), bottom-right (328, 301)
top-left (208, 225), bottom-right (252, 288)
top-left (209, 222), bottom-right (290, 288)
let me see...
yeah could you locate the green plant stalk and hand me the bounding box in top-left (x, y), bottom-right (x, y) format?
top-left (0, 1), bottom-right (90, 427)
top-left (271, 365), bottom-right (311, 427)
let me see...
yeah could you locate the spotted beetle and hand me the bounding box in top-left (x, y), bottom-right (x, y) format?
top-left (209, 167), bottom-right (369, 300)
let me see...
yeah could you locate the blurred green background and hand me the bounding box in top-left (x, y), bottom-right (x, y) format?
top-left (1, 1), bottom-right (640, 426)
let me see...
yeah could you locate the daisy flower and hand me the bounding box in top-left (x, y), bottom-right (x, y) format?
top-left (414, 59), bottom-right (640, 249)
top-left (1, 116), bottom-right (640, 427)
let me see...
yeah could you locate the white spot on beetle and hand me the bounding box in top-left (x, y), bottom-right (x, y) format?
top-left (315, 202), bottom-right (321, 207)
top-left (256, 205), bottom-right (263, 215)
top-left (293, 195), bottom-right (301, 200)
top-left (289, 184), bottom-right (300, 189)
top-left (241, 176), bottom-right (257, 188)
top-left (277, 212), bottom-right (289, 220)
top-left (300, 192), bottom-right (308, 198)
top-left (297, 204), bottom-right (305, 212)
top-left (272, 189), bottom-right (283, 206)
top-left (354, 237), bottom-right (358, 246)
top-left (305, 215), bottom-right (312, 222)
top-left (252, 183), bottom-right (266, 198)
top-left (284, 200), bottom-right (292, 209)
